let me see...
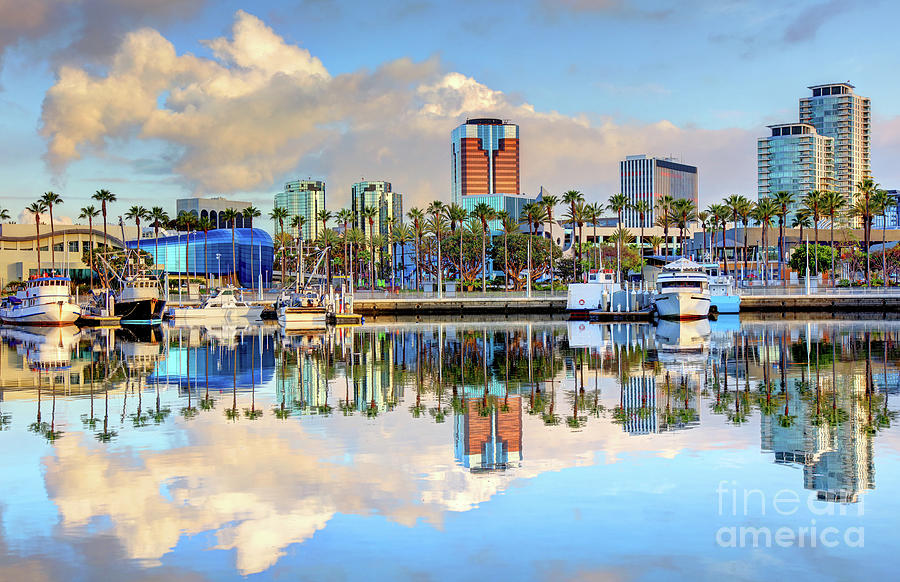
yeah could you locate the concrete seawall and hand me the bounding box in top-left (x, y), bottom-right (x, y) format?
top-left (354, 296), bottom-right (567, 316)
top-left (741, 294), bottom-right (900, 313)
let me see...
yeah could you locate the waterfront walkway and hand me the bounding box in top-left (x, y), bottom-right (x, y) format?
top-left (352, 291), bottom-right (567, 316)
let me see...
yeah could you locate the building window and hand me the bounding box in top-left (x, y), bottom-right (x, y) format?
top-left (69, 241), bottom-right (79, 253)
top-left (53, 242), bottom-right (63, 252)
top-left (82, 241), bottom-right (91, 252)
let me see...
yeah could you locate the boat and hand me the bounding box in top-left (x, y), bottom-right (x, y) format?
top-left (652, 258), bottom-right (710, 320)
top-left (0, 325), bottom-right (81, 370)
top-left (0, 276), bottom-right (81, 326)
top-left (702, 263), bottom-right (741, 315)
top-left (116, 274), bottom-right (166, 324)
top-left (566, 269), bottom-right (621, 315)
top-left (168, 286), bottom-right (264, 321)
top-left (277, 291), bottom-right (329, 329)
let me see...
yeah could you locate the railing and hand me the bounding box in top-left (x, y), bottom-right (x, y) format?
top-left (740, 285), bottom-right (900, 296)
top-left (352, 290), bottom-right (567, 301)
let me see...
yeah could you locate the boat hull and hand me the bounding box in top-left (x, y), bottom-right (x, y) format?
top-left (0, 302), bottom-right (81, 326)
top-left (278, 306), bottom-right (328, 329)
top-left (710, 294), bottom-right (740, 314)
top-left (116, 298), bottom-right (166, 324)
top-left (170, 305), bottom-right (265, 320)
top-left (653, 291), bottom-right (710, 320)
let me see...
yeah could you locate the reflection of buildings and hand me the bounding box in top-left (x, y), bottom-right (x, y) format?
top-left (454, 395), bottom-right (522, 471)
top-left (619, 375), bottom-right (701, 435)
top-left (760, 375), bottom-right (875, 503)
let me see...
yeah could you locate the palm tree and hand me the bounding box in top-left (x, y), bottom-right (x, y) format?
top-left (221, 208), bottom-right (240, 285)
top-left (697, 211), bottom-right (710, 261)
top-left (714, 204), bottom-right (731, 274)
top-left (269, 206), bottom-right (289, 284)
top-left (521, 201), bottom-right (544, 290)
top-left (607, 193), bottom-right (629, 279)
top-left (446, 203), bottom-right (468, 284)
top-left (315, 208), bottom-right (333, 285)
top-left (370, 233), bottom-right (386, 283)
top-left (855, 178), bottom-right (880, 287)
top-left (735, 196), bottom-right (754, 280)
top-left (791, 211), bottom-right (811, 248)
top-left (243, 206), bottom-right (262, 289)
top-left (79, 205), bottom-right (100, 289)
top-left (725, 195), bottom-right (747, 277)
top-left (40, 191), bottom-right (62, 272)
top-left (175, 211), bottom-right (197, 284)
top-left (656, 195), bottom-right (675, 260)
top-left (562, 190), bottom-right (584, 280)
top-left (471, 202), bottom-right (496, 291)
top-left (820, 190), bottom-right (846, 287)
top-left (632, 199), bottom-right (651, 259)
top-left (427, 201), bottom-right (445, 294)
top-left (648, 235), bottom-right (665, 256)
top-left (336, 208), bottom-right (354, 281)
top-left (801, 190), bottom-right (824, 277)
top-left (500, 212), bottom-right (517, 291)
top-left (91, 189), bottom-right (116, 253)
top-left (540, 195), bottom-right (559, 288)
top-left (672, 198), bottom-right (696, 258)
top-left (197, 216), bottom-right (212, 290)
top-left (772, 191), bottom-right (795, 286)
top-left (125, 205), bottom-right (148, 248)
top-left (407, 207), bottom-right (425, 291)
top-left (752, 198), bottom-right (779, 284)
top-left (26, 201), bottom-right (47, 275)
top-left (347, 227), bottom-right (365, 286)
top-left (586, 202), bottom-right (604, 269)
top-left (873, 188), bottom-right (895, 285)
top-left (148, 206), bottom-right (169, 272)
top-left (391, 223), bottom-right (412, 289)
top-left (0, 207), bottom-right (9, 223)
top-left (290, 215), bottom-right (306, 284)
top-left (361, 206), bottom-right (379, 288)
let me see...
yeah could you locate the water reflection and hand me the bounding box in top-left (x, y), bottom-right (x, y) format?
top-left (0, 318), bottom-right (898, 578)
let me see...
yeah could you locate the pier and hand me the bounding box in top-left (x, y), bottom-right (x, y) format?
top-left (352, 291), bottom-right (567, 317)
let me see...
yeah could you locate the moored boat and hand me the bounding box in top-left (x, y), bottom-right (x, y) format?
top-left (116, 274), bottom-right (166, 324)
top-left (169, 286), bottom-right (264, 321)
top-left (566, 269), bottom-right (620, 315)
top-left (702, 263), bottom-right (741, 315)
top-left (0, 276), bottom-right (80, 326)
top-left (652, 258), bottom-right (710, 320)
top-left (277, 292), bottom-right (329, 329)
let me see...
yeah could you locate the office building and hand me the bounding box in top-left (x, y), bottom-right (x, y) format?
top-left (757, 123), bottom-right (834, 222)
top-left (454, 395), bottom-right (522, 471)
top-left (458, 192), bottom-right (536, 231)
top-left (274, 180), bottom-right (326, 240)
top-left (799, 83), bottom-right (871, 224)
top-left (620, 155), bottom-right (699, 229)
top-left (873, 190), bottom-right (900, 229)
top-left (351, 181), bottom-right (402, 237)
top-left (130, 228), bottom-right (274, 288)
top-left (451, 118), bottom-right (520, 202)
top-left (176, 197), bottom-right (252, 229)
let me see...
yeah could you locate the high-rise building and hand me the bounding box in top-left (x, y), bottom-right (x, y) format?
top-left (757, 123), bottom-right (834, 222)
top-left (451, 118), bottom-right (520, 202)
top-left (351, 181), bottom-right (403, 237)
top-left (873, 190), bottom-right (900, 229)
top-left (799, 83), bottom-right (871, 224)
top-left (274, 180), bottom-right (326, 240)
top-left (619, 155), bottom-right (699, 229)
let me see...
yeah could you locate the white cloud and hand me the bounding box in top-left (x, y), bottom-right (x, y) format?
top-left (40, 10), bottom-right (757, 211)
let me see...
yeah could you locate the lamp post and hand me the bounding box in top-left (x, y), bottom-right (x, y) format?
top-left (216, 253), bottom-right (221, 287)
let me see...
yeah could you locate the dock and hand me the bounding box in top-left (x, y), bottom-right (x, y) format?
top-left (353, 293), bottom-right (566, 317)
top-left (741, 291), bottom-right (900, 313)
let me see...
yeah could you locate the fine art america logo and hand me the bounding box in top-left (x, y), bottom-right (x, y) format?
top-left (715, 481), bottom-right (864, 548)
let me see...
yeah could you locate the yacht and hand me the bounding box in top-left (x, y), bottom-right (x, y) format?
top-left (116, 274), bottom-right (166, 324)
top-left (702, 263), bottom-right (741, 315)
top-left (0, 276), bottom-right (81, 326)
top-left (168, 286), bottom-right (264, 321)
top-left (277, 291), bottom-right (329, 329)
top-left (652, 258), bottom-right (711, 320)
top-left (566, 269), bottom-right (621, 315)
top-left (1, 325), bottom-right (81, 371)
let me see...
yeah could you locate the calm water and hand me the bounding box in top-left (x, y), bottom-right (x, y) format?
top-left (1, 317), bottom-right (899, 581)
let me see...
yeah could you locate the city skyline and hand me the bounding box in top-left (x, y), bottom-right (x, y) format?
top-left (2, 2), bottom-right (900, 232)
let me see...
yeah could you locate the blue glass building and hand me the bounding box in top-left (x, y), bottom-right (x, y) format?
top-left (128, 228), bottom-right (274, 288)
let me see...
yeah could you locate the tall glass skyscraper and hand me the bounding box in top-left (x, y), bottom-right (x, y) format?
top-left (451, 118), bottom-right (520, 202)
top-left (619, 155), bottom-right (698, 228)
top-left (799, 83), bottom-right (871, 225)
top-left (351, 181), bottom-right (403, 237)
top-left (274, 180), bottom-right (326, 240)
top-left (757, 123), bottom-right (834, 222)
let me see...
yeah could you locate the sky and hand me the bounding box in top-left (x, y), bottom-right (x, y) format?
top-left (1, 0), bottom-right (899, 230)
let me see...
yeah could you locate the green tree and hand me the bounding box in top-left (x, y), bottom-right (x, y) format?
top-left (26, 201), bottom-right (47, 274)
top-left (656, 194), bottom-right (675, 260)
top-left (221, 208), bottom-right (240, 285)
top-left (872, 188), bottom-right (894, 285)
top-left (632, 199), bottom-right (651, 259)
top-left (446, 203), bottom-right (468, 282)
top-left (752, 198), bottom-right (779, 284)
top-left (789, 244), bottom-right (834, 276)
top-left (40, 191), bottom-right (62, 271)
top-left (540, 194), bottom-right (559, 288)
top-left (672, 198), bottom-right (696, 258)
top-left (725, 194), bottom-right (749, 277)
top-left (407, 207), bottom-right (425, 291)
top-left (91, 189), bottom-right (117, 253)
top-left (148, 206), bottom-right (169, 274)
top-left (854, 178), bottom-right (879, 286)
top-left (79, 205), bottom-right (100, 289)
top-left (820, 190), bottom-right (846, 287)
top-left (521, 201), bottom-right (544, 290)
top-left (391, 223), bottom-right (412, 288)
top-left (197, 216), bottom-right (212, 290)
top-left (607, 193), bottom-right (629, 277)
top-left (361, 206), bottom-right (378, 288)
top-left (489, 232), bottom-right (560, 289)
top-left (269, 206), bottom-right (289, 283)
top-left (243, 206), bottom-right (262, 287)
top-left (336, 208), bottom-right (354, 279)
top-left (500, 211), bottom-right (518, 290)
top-left (562, 190), bottom-right (584, 280)
top-left (427, 201), bottom-right (446, 293)
top-left (801, 190), bottom-right (824, 276)
top-left (772, 191), bottom-right (795, 286)
top-left (471, 202), bottom-right (496, 291)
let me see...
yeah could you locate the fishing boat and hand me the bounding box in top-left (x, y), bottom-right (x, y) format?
top-left (168, 286), bottom-right (264, 321)
top-left (277, 291), bottom-right (329, 329)
top-left (652, 258), bottom-right (711, 320)
top-left (0, 276), bottom-right (81, 326)
top-left (115, 274), bottom-right (166, 324)
top-left (566, 269), bottom-right (621, 315)
top-left (0, 325), bottom-right (81, 370)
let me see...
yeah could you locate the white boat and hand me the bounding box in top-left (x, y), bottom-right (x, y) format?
top-left (652, 258), bottom-right (711, 320)
top-left (702, 263), bottom-right (741, 314)
top-left (1, 325), bottom-right (81, 370)
top-left (115, 274), bottom-right (166, 324)
top-left (566, 269), bottom-right (621, 314)
top-left (277, 292), bottom-right (329, 329)
top-left (0, 276), bottom-right (81, 326)
top-left (168, 286), bottom-right (264, 321)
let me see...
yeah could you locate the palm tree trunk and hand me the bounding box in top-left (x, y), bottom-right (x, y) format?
top-left (883, 219), bottom-right (887, 286)
top-left (721, 223), bottom-right (728, 275)
top-left (481, 228), bottom-right (487, 292)
top-left (89, 217), bottom-right (94, 289)
top-left (504, 232), bottom-right (509, 292)
top-left (34, 218), bottom-right (41, 275)
top-left (249, 227), bottom-right (255, 291)
top-left (779, 220), bottom-right (785, 287)
top-left (813, 221), bottom-right (819, 278)
top-left (231, 224), bottom-right (236, 286)
top-left (204, 230), bottom-right (209, 291)
top-left (830, 216), bottom-right (835, 288)
top-left (49, 206), bottom-right (55, 272)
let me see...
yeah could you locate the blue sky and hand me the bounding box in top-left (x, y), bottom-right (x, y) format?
top-left (1, 0), bottom-right (898, 229)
